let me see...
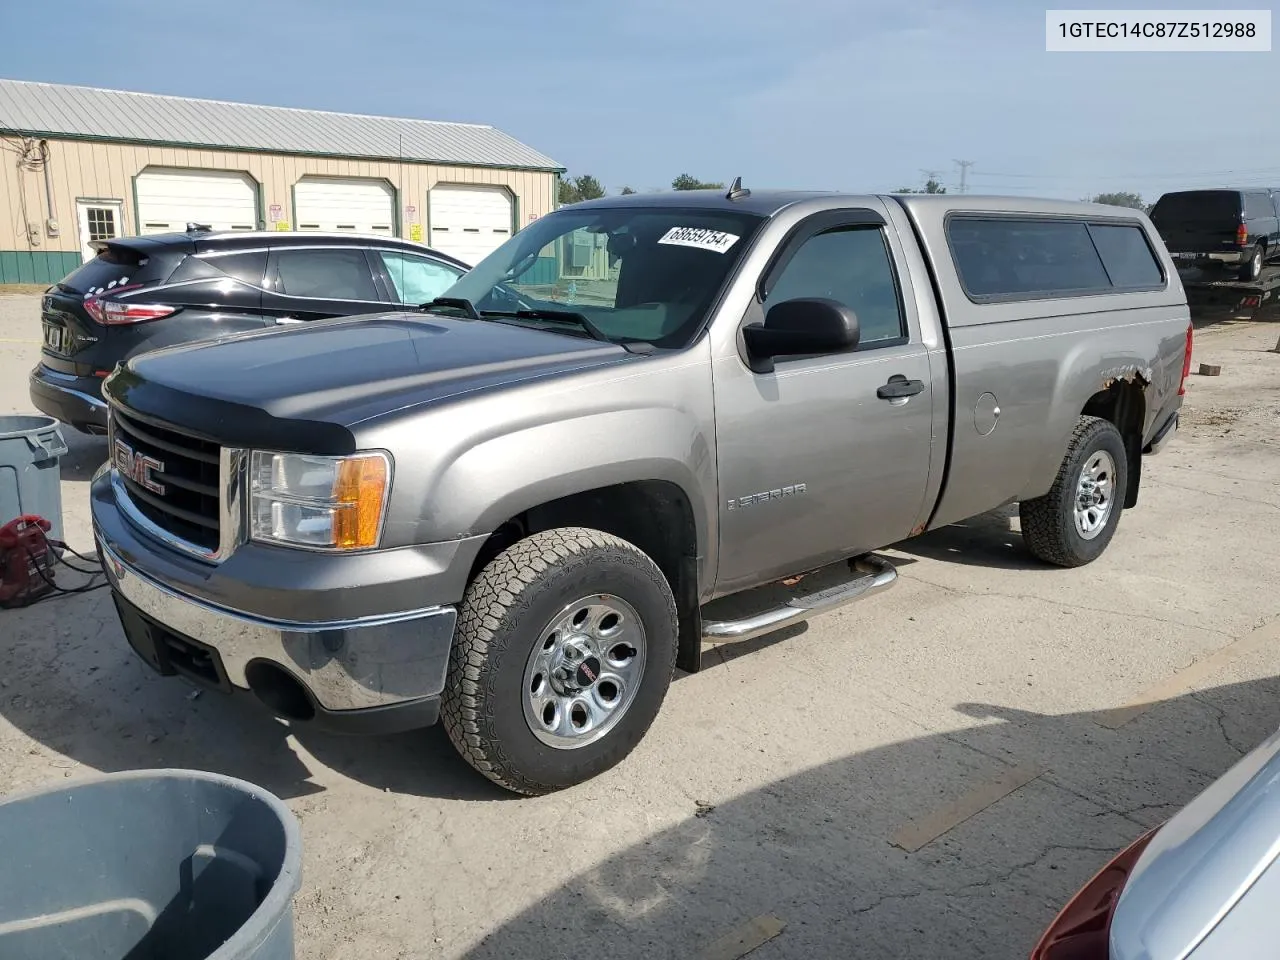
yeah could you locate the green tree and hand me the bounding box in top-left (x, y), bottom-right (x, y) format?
top-left (671, 174), bottom-right (725, 191)
top-left (1092, 191), bottom-right (1148, 211)
top-left (620, 186), bottom-right (636, 195)
top-left (894, 178), bottom-right (947, 194)
top-left (558, 174), bottom-right (606, 205)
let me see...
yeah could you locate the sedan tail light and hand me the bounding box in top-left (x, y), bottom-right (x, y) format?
top-left (83, 284), bottom-right (178, 326)
top-left (1029, 828), bottom-right (1159, 960)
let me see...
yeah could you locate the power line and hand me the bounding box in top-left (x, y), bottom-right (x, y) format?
top-left (953, 160), bottom-right (975, 195)
top-left (973, 164), bottom-right (1280, 183)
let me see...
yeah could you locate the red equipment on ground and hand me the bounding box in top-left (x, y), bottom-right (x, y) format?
top-left (0, 515), bottom-right (56, 608)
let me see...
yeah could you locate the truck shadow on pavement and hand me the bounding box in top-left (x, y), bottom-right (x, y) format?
top-left (889, 505), bottom-right (1041, 571)
top-left (456, 674), bottom-right (1280, 959)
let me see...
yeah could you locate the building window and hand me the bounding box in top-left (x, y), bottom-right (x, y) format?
top-left (87, 207), bottom-right (116, 242)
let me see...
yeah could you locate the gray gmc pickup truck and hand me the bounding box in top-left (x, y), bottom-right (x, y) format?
top-left (90, 187), bottom-right (1192, 795)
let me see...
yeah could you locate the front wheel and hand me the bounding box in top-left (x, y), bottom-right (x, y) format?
top-left (1020, 416), bottom-right (1129, 568)
top-left (441, 527), bottom-right (678, 796)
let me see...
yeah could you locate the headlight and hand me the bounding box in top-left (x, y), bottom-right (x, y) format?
top-left (249, 451), bottom-right (391, 550)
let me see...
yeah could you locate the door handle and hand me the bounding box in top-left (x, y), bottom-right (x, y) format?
top-left (877, 376), bottom-right (925, 400)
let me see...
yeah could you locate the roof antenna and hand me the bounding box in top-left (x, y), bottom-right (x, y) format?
top-left (725, 176), bottom-right (750, 201)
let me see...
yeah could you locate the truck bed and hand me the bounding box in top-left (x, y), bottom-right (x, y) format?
top-left (1181, 264), bottom-right (1280, 323)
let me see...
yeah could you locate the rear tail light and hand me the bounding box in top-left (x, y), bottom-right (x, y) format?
top-left (1178, 321), bottom-right (1194, 396)
top-left (1237, 222), bottom-right (1249, 246)
top-left (82, 284), bottom-right (177, 326)
top-left (1029, 828), bottom-right (1159, 960)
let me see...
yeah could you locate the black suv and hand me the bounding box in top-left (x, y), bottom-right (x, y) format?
top-left (29, 228), bottom-right (470, 435)
top-left (1149, 188), bottom-right (1280, 281)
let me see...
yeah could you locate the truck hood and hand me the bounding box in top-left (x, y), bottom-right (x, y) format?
top-left (104, 312), bottom-right (633, 453)
top-left (1110, 724), bottom-right (1280, 960)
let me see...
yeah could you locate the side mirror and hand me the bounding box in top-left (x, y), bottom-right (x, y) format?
top-left (742, 297), bottom-right (860, 373)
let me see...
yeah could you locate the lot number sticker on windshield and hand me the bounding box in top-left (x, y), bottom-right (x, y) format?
top-left (657, 227), bottom-right (740, 254)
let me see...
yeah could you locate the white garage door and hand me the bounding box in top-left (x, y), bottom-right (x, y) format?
top-left (429, 185), bottom-right (513, 265)
top-left (294, 178), bottom-right (394, 234)
top-left (136, 168), bottom-right (257, 234)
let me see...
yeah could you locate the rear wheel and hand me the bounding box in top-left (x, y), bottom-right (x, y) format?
top-left (1020, 416), bottom-right (1128, 568)
top-left (441, 527), bottom-right (678, 796)
top-left (1240, 243), bottom-right (1265, 281)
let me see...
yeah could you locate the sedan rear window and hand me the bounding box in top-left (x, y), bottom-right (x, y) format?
top-left (58, 246), bottom-right (175, 294)
top-left (274, 249), bottom-right (379, 302)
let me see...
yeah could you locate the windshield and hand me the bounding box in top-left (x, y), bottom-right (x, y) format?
top-left (437, 206), bottom-right (767, 348)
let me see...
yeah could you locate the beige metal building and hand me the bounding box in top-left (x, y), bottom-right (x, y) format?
top-left (0, 79), bottom-right (563, 285)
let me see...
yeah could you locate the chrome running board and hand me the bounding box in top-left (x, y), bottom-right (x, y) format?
top-left (701, 555), bottom-right (898, 643)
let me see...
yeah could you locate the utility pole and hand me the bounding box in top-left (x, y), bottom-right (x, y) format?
top-left (953, 159), bottom-right (975, 195)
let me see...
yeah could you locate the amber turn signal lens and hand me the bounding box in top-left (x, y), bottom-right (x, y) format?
top-left (331, 455), bottom-right (390, 549)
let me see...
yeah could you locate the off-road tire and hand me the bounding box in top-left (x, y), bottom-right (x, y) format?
top-left (1020, 416), bottom-right (1128, 568)
top-left (441, 527), bottom-right (678, 796)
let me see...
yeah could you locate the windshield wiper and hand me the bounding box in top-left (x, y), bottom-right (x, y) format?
top-left (480, 308), bottom-right (613, 344)
top-left (421, 296), bottom-right (481, 320)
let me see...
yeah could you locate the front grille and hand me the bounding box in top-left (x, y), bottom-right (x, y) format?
top-left (110, 408), bottom-right (221, 553)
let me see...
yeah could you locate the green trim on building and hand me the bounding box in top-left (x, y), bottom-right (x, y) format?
top-left (0, 250), bottom-right (82, 285)
top-left (0, 128), bottom-right (566, 174)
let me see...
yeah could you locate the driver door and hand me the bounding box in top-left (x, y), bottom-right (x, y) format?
top-left (712, 205), bottom-right (938, 594)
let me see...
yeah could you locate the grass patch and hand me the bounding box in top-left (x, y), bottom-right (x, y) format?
top-left (0, 284), bottom-right (49, 296)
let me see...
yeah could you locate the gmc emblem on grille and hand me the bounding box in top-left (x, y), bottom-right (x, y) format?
top-left (113, 438), bottom-right (166, 495)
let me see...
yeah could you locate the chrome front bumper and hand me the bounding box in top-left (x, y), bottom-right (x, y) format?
top-left (97, 535), bottom-right (458, 715)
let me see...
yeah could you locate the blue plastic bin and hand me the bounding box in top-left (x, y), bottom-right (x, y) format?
top-left (0, 769), bottom-right (303, 959)
top-left (0, 414), bottom-right (68, 543)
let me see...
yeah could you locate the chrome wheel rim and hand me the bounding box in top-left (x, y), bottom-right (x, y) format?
top-left (1074, 449), bottom-right (1116, 540)
top-left (522, 595), bottom-right (647, 750)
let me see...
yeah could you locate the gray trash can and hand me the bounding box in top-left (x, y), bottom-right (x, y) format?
top-left (0, 769), bottom-right (302, 960)
top-left (0, 414), bottom-right (68, 544)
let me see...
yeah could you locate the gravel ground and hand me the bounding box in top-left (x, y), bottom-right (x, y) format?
top-left (1, 292), bottom-right (1278, 959)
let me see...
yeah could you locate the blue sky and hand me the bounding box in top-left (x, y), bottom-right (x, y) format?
top-left (3, 0), bottom-right (1278, 203)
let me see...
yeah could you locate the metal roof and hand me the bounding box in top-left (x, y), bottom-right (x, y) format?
top-left (0, 79), bottom-right (563, 172)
